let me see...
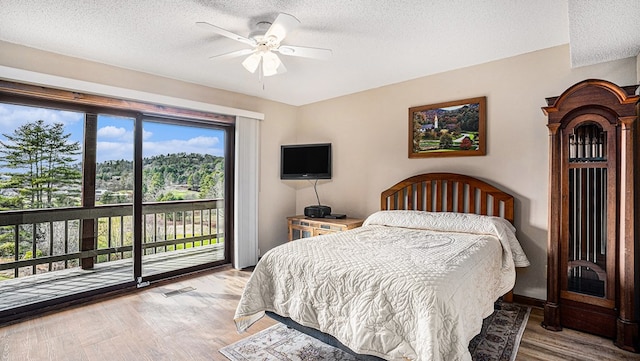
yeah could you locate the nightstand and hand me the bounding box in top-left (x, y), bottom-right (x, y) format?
top-left (287, 215), bottom-right (364, 241)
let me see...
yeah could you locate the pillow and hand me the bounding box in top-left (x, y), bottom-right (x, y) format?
top-left (364, 210), bottom-right (530, 267)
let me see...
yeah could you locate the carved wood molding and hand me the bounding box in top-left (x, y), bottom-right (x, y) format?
top-left (542, 79), bottom-right (639, 116)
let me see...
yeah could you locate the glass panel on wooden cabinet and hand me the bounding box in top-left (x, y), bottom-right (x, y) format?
top-left (566, 123), bottom-right (608, 298)
top-left (568, 123), bottom-right (606, 162)
top-left (567, 263), bottom-right (606, 297)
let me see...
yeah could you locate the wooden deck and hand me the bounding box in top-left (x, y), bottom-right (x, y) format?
top-left (0, 244), bottom-right (225, 313)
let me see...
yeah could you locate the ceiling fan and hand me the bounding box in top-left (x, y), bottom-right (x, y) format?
top-left (197, 13), bottom-right (332, 78)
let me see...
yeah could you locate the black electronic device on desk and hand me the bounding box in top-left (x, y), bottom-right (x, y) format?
top-left (324, 213), bottom-right (346, 219)
top-left (304, 205), bottom-right (331, 218)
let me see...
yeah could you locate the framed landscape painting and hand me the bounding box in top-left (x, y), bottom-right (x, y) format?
top-left (408, 96), bottom-right (486, 158)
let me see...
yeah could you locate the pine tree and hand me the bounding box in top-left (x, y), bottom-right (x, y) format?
top-left (0, 120), bottom-right (81, 209)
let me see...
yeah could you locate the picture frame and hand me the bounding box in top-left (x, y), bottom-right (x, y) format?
top-left (408, 96), bottom-right (486, 158)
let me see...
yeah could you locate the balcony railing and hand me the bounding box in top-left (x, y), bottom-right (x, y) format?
top-left (0, 199), bottom-right (224, 280)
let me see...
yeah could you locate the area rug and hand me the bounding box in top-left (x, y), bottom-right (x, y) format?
top-left (220, 302), bottom-right (531, 361)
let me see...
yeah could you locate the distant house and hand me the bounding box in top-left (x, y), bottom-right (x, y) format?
top-left (421, 124), bottom-right (434, 131)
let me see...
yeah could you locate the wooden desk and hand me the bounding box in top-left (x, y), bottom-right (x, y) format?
top-left (287, 215), bottom-right (364, 241)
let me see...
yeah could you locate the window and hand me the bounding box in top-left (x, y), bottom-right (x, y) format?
top-left (96, 114), bottom-right (135, 205)
top-left (0, 104), bottom-right (84, 210)
top-left (0, 104), bottom-right (85, 277)
top-left (140, 120), bottom-right (227, 276)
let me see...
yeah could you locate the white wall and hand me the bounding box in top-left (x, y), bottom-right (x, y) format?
top-left (295, 44), bottom-right (638, 300)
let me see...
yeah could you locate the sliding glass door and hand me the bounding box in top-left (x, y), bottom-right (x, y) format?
top-left (0, 90), bottom-right (233, 320)
top-left (139, 119), bottom-right (228, 278)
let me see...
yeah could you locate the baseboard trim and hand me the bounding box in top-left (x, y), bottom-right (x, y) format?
top-left (513, 294), bottom-right (545, 308)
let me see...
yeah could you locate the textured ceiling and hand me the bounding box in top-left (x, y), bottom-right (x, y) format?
top-left (0, 1), bottom-right (638, 106)
top-left (568, 0), bottom-right (640, 68)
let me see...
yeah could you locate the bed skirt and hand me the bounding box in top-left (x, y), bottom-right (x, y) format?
top-left (266, 311), bottom-right (385, 361)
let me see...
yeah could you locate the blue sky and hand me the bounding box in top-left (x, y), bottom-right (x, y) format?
top-left (0, 103), bottom-right (225, 163)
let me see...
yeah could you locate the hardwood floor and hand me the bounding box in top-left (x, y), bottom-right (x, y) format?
top-left (516, 307), bottom-right (640, 361)
top-left (0, 266), bottom-right (638, 361)
top-left (0, 266), bottom-right (275, 361)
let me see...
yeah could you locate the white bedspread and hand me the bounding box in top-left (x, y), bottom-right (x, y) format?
top-left (234, 211), bottom-right (529, 361)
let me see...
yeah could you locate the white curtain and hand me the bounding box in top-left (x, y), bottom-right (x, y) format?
top-left (234, 116), bottom-right (260, 269)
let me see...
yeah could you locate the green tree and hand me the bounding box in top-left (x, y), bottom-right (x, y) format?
top-left (412, 112), bottom-right (427, 151)
top-left (0, 194), bottom-right (22, 210)
top-left (100, 191), bottom-right (114, 204)
top-left (150, 172), bottom-right (165, 193)
top-left (0, 120), bottom-right (81, 209)
top-left (0, 120), bottom-right (82, 267)
top-left (158, 191), bottom-right (183, 202)
top-left (439, 133), bottom-right (453, 149)
top-left (199, 160), bottom-right (224, 199)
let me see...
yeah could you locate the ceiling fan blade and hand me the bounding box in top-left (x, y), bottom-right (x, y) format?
top-left (276, 45), bottom-right (332, 60)
top-left (196, 21), bottom-right (256, 46)
top-left (209, 48), bottom-right (255, 60)
top-left (264, 13), bottom-right (300, 43)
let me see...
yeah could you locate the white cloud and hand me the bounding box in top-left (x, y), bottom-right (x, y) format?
top-left (186, 136), bottom-right (220, 147)
top-left (96, 126), bottom-right (152, 143)
top-left (96, 135), bottom-right (223, 162)
top-left (143, 136), bottom-right (223, 158)
top-left (0, 103), bottom-right (224, 162)
top-left (97, 126), bottom-right (127, 139)
top-left (0, 104), bottom-right (83, 130)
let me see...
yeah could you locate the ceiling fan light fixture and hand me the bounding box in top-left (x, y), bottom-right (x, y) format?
top-left (241, 53), bottom-right (261, 73)
top-left (261, 51), bottom-right (282, 76)
top-left (201, 12), bottom-right (328, 79)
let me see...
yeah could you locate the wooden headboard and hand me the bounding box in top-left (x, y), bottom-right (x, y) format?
top-left (380, 172), bottom-right (515, 224)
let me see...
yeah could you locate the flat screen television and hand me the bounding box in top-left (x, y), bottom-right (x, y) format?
top-left (280, 143), bottom-right (332, 180)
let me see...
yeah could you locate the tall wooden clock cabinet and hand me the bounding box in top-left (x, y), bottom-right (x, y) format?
top-left (541, 79), bottom-right (639, 352)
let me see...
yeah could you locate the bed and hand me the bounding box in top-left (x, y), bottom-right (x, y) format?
top-left (234, 173), bottom-right (530, 361)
